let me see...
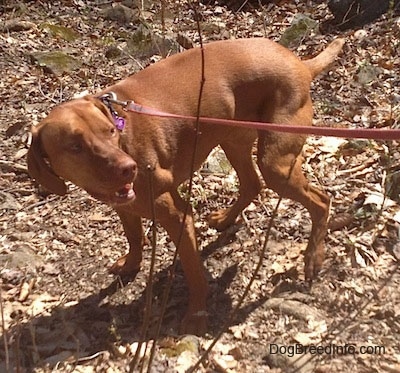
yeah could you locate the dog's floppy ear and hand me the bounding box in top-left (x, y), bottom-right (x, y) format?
top-left (27, 125), bottom-right (67, 196)
top-left (85, 95), bottom-right (115, 122)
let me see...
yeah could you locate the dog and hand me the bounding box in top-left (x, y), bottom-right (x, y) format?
top-left (27, 37), bottom-right (344, 335)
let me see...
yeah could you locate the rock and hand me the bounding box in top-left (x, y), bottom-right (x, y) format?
top-left (202, 147), bottom-right (232, 175)
top-left (264, 298), bottom-right (325, 323)
top-left (0, 191), bottom-right (21, 211)
top-left (264, 343), bottom-right (317, 372)
top-left (30, 51), bottom-right (82, 75)
top-left (176, 33), bottom-right (194, 50)
top-left (176, 335), bottom-right (200, 355)
top-left (126, 26), bottom-right (180, 59)
top-left (357, 63), bottom-right (380, 85)
top-left (327, 0), bottom-right (400, 30)
top-left (105, 45), bottom-right (122, 60)
top-left (102, 4), bottom-right (140, 25)
top-left (279, 14), bottom-right (318, 48)
top-left (0, 243), bottom-right (43, 269)
top-left (0, 19), bottom-right (35, 32)
top-left (39, 23), bottom-right (79, 42)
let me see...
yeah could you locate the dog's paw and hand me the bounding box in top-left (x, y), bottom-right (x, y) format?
top-left (109, 253), bottom-right (141, 276)
top-left (304, 246), bottom-right (324, 281)
top-left (180, 310), bottom-right (208, 336)
top-left (208, 208), bottom-right (235, 231)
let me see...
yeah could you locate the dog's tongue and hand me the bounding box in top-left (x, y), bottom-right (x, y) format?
top-left (116, 183), bottom-right (135, 198)
top-left (121, 183), bottom-right (131, 194)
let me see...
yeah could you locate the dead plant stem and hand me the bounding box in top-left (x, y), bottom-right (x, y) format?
top-left (289, 262), bottom-right (399, 372)
top-left (0, 285), bottom-right (10, 372)
top-left (145, 3), bottom-right (206, 372)
top-left (130, 166), bottom-right (158, 372)
top-left (187, 159), bottom-right (296, 372)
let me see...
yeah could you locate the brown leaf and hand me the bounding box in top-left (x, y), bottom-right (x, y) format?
top-left (329, 213), bottom-right (354, 231)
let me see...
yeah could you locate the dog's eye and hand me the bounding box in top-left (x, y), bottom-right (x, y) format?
top-left (110, 127), bottom-right (116, 136)
top-left (69, 142), bottom-right (83, 153)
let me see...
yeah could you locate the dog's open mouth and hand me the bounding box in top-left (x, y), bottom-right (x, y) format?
top-left (112, 182), bottom-right (135, 204)
top-left (89, 182), bottom-right (136, 205)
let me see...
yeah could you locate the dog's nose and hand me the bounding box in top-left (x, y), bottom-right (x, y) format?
top-left (120, 158), bottom-right (137, 180)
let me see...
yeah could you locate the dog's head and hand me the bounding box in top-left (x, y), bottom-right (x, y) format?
top-left (27, 96), bottom-right (137, 205)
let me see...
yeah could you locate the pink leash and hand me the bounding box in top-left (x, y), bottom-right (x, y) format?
top-left (100, 93), bottom-right (400, 140)
top-left (126, 102), bottom-right (400, 140)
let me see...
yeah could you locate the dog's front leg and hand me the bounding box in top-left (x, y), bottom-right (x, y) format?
top-left (156, 191), bottom-right (209, 335)
top-left (109, 210), bottom-right (144, 276)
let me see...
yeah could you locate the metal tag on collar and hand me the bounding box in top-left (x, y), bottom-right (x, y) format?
top-left (99, 92), bottom-right (126, 131)
top-left (113, 115), bottom-right (125, 131)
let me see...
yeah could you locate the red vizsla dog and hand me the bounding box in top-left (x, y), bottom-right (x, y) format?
top-left (27, 38), bottom-right (344, 334)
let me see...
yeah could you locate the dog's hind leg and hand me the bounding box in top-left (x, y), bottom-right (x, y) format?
top-left (208, 140), bottom-right (261, 231)
top-left (256, 112), bottom-right (330, 280)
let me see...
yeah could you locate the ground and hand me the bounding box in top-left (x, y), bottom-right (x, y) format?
top-left (1, 1), bottom-right (400, 372)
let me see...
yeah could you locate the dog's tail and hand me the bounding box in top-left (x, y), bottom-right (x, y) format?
top-left (304, 38), bottom-right (345, 78)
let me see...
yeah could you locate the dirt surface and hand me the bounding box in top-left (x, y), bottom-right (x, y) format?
top-left (1, 1), bottom-right (400, 372)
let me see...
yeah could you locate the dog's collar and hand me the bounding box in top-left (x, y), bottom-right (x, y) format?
top-left (98, 92), bottom-right (126, 131)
